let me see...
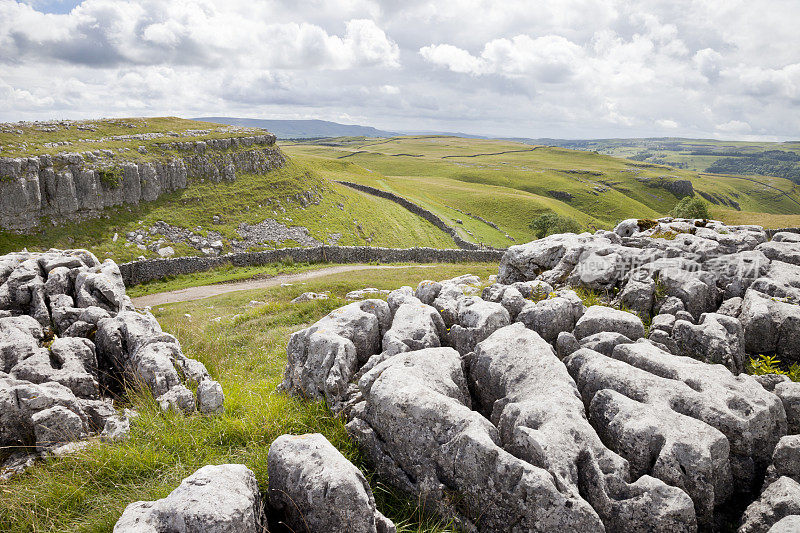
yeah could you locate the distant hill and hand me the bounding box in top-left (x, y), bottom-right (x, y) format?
top-left (518, 137), bottom-right (800, 184)
top-left (192, 117), bottom-right (397, 139)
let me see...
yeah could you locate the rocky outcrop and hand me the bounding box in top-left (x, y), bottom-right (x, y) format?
top-left (0, 249), bottom-right (222, 478)
top-left (0, 135), bottom-right (284, 232)
top-left (278, 221), bottom-right (800, 531)
top-left (268, 433), bottom-right (395, 533)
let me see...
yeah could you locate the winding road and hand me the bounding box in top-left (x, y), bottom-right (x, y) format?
top-left (132, 264), bottom-right (436, 307)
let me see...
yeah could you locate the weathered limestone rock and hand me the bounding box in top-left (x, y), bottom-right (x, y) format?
top-left (0, 376), bottom-right (89, 456)
top-left (579, 331), bottom-right (634, 356)
top-left (386, 286), bottom-right (419, 316)
top-left (468, 324), bottom-right (696, 532)
top-left (516, 289), bottom-right (585, 343)
top-left (96, 310), bottom-right (217, 413)
top-left (775, 382), bottom-right (800, 435)
top-left (704, 250), bottom-right (771, 299)
top-left (281, 300), bottom-right (390, 408)
top-left (268, 433), bottom-right (395, 533)
top-left (447, 297), bottom-right (510, 355)
top-left (768, 515), bottom-right (800, 532)
top-left (114, 464), bottom-right (264, 533)
top-left (673, 312), bottom-right (746, 374)
top-left (566, 342), bottom-right (787, 526)
top-left (739, 476), bottom-right (800, 533)
top-left (10, 337), bottom-right (99, 398)
top-left (573, 305), bottom-right (646, 341)
top-left (347, 347), bottom-right (604, 532)
top-left (1, 137), bottom-right (285, 232)
top-left (740, 289), bottom-right (800, 362)
top-left (757, 241), bottom-right (800, 267)
top-left (482, 283), bottom-right (528, 319)
top-left (414, 280), bottom-right (442, 305)
top-left (498, 233), bottom-right (598, 283)
top-left (618, 275), bottom-right (656, 319)
top-left (381, 301), bottom-right (446, 357)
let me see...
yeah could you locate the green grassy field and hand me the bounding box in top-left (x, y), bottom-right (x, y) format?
top-left (0, 263), bottom-right (499, 533)
top-left (284, 136), bottom-right (800, 247)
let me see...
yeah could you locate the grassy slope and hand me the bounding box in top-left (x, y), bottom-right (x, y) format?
top-left (0, 156), bottom-right (456, 262)
top-left (284, 137), bottom-right (800, 246)
top-left (0, 264), bottom-right (498, 533)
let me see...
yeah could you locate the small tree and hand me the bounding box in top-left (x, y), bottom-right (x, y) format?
top-left (670, 196), bottom-right (710, 219)
top-left (529, 213), bottom-right (581, 239)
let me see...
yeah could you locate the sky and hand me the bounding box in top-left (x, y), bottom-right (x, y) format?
top-left (1, 0), bottom-right (799, 140)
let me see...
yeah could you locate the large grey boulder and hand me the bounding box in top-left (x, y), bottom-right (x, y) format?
top-left (96, 310), bottom-right (217, 413)
top-left (268, 433), bottom-right (395, 533)
top-left (704, 250), bottom-right (771, 299)
top-left (658, 266), bottom-right (719, 319)
top-left (739, 288), bottom-right (800, 362)
top-left (750, 260), bottom-right (800, 303)
top-left (775, 382), bottom-right (800, 435)
top-left (498, 233), bottom-right (599, 283)
top-left (447, 297), bottom-right (510, 355)
top-left (516, 289), bottom-right (585, 343)
top-left (739, 476), bottom-right (800, 533)
top-left (281, 300), bottom-right (389, 409)
top-left (763, 435), bottom-right (800, 488)
top-left (757, 241), bottom-right (800, 267)
top-left (673, 313), bottom-right (746, 374)
top-left (382, 301), bottom-right (446, 357)
top-left (573, 305), bottom-right (646, 341)
top-left (74, 259), bottom-right (127, 313)
top-left (414, 280), bottom-right (441, 305)
top-left (347, 346), bottom-right (604, 532)
top-left (579, 331), bottom-right (633, 356)
top-left (482, 283), bottom-right (528, 319)
top-left (114, 464), bottom-right (264, 533)
top-left (768, 515), bottom-right (800, 532)
top-left (468, 324), bottom-right (696, 532)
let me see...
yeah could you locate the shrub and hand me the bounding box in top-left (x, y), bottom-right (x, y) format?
top-left (529, 213), bottom-right (581, 239)
top-left (670, 196), bottom-right (710, 219)
top-left (97, 166), bottom-right (122, 189)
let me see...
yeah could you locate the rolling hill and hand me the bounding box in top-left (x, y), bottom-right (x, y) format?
top-left (193, 117), bottom-right (397, 139)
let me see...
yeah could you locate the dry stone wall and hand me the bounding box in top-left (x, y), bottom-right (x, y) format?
top-left (0, 135), bottom-right (285, 232)
top-left (119, 246), bottom-right (505, 287)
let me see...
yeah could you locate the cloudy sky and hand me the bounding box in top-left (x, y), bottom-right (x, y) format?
top-left (1, 0), bottom-right (799, 140)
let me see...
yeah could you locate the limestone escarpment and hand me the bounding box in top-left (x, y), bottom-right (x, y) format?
top-left (0, 134), bottom-right (285, 232)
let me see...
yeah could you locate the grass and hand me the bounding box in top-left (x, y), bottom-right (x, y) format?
top-left (0, 263), bottom-right (498, 532)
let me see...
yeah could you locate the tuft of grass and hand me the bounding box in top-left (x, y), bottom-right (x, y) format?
top-left (746, 354), bottom-right (800, 382)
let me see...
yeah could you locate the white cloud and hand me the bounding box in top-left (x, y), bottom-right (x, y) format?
top-left (1, 0), bottom-right (799, 139)
top-left (716, 120), bottom-right (751, 134)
